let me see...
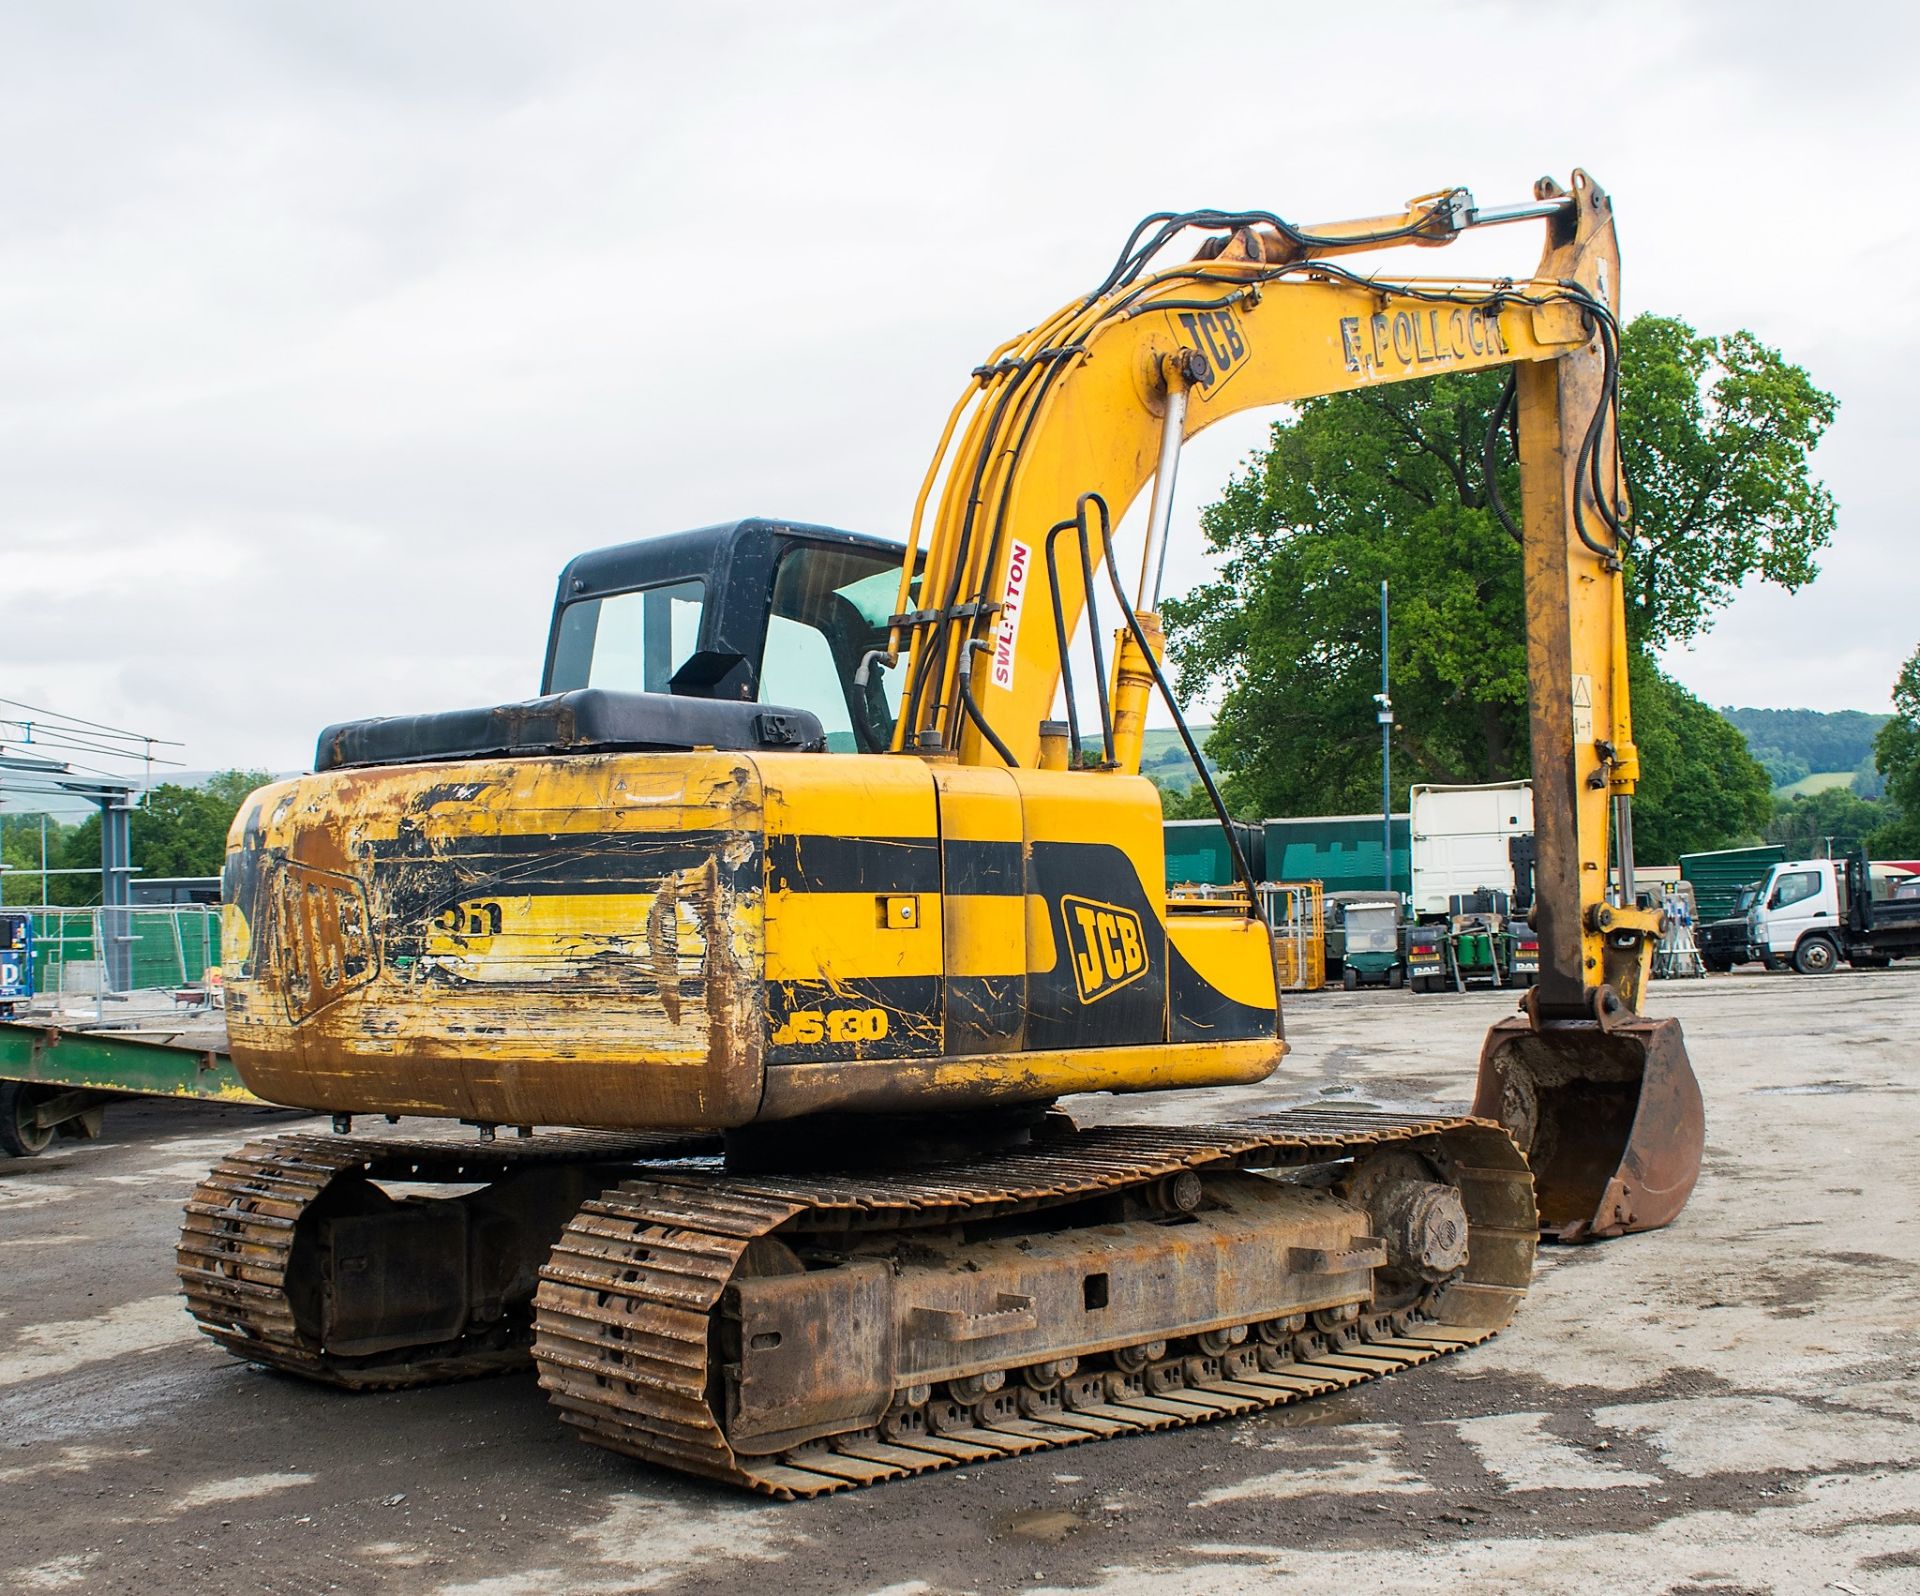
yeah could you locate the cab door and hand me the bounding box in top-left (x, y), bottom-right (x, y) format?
top-left (1764, 867), bottom-right (1827, 953)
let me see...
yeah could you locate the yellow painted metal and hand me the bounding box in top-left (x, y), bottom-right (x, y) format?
top-left (221, 745), bottom-right (1284, 1127)
top-left (1507, 173), bottom-right (1637, 1007)
top-left (223, 753), bottom-right (772, 1128)
top-left (1165, 914), bottom-right (1280, 1014)
top-left (899, 170), bottom-right (1641, 1014)
top-left (218, 171), bottom-right (1663, 1145)
top-left (898, 256), bottom-right (1595, 771)
top-left (1107, 612), bottom-right (1160, 778)
top-left (757, 1036), bottom-right (1283, 1121)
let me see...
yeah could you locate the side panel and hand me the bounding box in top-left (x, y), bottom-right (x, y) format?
top-left (760, 755), bottom-right (944, 1063)
top-left (1015, 773), bottom-right (1168, 1052)
top-left (753, 766), bottom-right (1285, 1121)
top-left (934, 765), bottom-right (1028, 1055)
top-left (1167, 914), bottom-right (1280, 1044)
top-left (223, 754), bottom-right (767, 1129)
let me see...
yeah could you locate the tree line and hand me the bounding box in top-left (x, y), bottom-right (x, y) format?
top-left (0, 771), bottom-right (272, 907)
top-left (1154, 310), bottom-right (1916, 862)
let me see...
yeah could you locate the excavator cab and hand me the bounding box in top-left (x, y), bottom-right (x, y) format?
top-left (541, 518), bottom-right (917, 753)
top-left (312, 518), bottom-right (918, 773)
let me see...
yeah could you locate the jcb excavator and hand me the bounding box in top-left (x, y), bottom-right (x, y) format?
top-left (182, 171), bottom-right (1704, 1496)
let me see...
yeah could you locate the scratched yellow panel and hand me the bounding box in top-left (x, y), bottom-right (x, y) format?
top-left (1024, 894), bottom-right (1057, 973)
top-left (222, 751), bottom-right (771, 1130)
top-left (759, 751), bottom-right (938, 839)
top-left (945, 895), bottom-right (1026, 978)
top-left (1167, 915), bottom-right (1279, 1011)
top-left (934, 763), bottom-right (1027, 991)
top-left (932, 764), bottom-right (1022, 841)
top-left (309, 753), bottom-right (760, 841)
top-left (419, 891), bottom-right (701, 985)
top-left (764, 891), bottom-right (942, 982)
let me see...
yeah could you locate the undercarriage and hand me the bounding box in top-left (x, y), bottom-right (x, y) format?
top-left (180, 1106), bottom-right (1533, 1495)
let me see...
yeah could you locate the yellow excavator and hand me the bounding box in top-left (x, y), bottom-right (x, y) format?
top-left (182, 171), bottom-right (1704, 1496)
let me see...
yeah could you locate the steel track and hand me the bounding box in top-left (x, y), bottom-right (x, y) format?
top-left (178, 1129), bottom-right (720, 1387)
top-left (531, 1107), bottom-right (1535, 1496)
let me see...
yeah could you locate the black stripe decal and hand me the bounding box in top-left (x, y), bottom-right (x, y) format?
top-left (766, 834), bottom-right (940, 894)
top-left (766, 975), bottom-right (943, 1062)
top-left (1169, 944), bottom-right (1279, 1043)
top-left (366, 828), bottom-right (735, 867)
top-left (945, 973), bottom-right (1027, 1055)
top-left (942, 839), bottom-right (1024, 897)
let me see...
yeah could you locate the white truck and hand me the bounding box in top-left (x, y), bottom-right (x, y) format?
top-left (1742, 849), bottom-right (1920, 973)
top-left (1405, 781), bottom-right (1540, 992)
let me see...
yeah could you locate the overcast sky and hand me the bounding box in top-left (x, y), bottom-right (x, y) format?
top-left (2, 0), bottom-right (1913, 779)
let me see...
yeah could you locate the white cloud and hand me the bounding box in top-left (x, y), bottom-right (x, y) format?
top-left (1, 0), bottom-right (1911, 769)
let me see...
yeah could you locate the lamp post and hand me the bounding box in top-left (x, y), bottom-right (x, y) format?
top-left (1374, 580), bottom-right (1393, 894)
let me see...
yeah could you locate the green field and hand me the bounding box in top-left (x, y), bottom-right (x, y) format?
top-left (1775, 770), bottom-right (1857, 799)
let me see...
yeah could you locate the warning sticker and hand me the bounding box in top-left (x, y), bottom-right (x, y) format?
top-left (1572, 673), bottom-right (1594, 744)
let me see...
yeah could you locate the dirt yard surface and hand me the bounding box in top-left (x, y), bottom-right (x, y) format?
top-left (2, 970), bottom-right (1916, 1595)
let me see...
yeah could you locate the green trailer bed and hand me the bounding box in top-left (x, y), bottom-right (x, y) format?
top-left (0, 1017), bottom-right (261, 1157)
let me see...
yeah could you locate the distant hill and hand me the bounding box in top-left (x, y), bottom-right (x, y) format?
top-left (1774, 770), bottom-right (1859, 800)
top-left (1135, 726), bottom-right (1219, 790)
top-left (1721, 707), bottom-right (1889, 793)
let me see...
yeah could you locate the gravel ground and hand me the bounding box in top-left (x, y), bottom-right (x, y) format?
top-left (2, 968), bottom-right (1916, 1595)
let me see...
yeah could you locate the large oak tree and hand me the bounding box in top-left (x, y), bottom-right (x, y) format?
top-left (1163, 314), bottom-right (1834, 858)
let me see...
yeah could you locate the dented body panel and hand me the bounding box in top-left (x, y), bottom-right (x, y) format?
top-left (224, 753), bottom-right (769, 1128)
top-left (222, 754), bottom-right (1283, 1130)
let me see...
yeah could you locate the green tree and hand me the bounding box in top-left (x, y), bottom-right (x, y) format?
top-left (1629, 658), bottom-right (1773, 861)
top-left (1157, 778), bottom-right (1227, 820)
top-left (44, 771), bottom-right (275, 905)
top-left (1870, 648), bottom-right (1920, 855)
top-left (1767, 786), bottom-right (1889, 858)
top-left (1165, 314), bottom-right (1836, 855)
top-left (0, 812), bottom-right (74, 906)
top-left (1720, 706), bottom-right (1887, 783)
top-left (1755, 749), bottom-right (1810, 788)
top-left (1618, 321), bottom-right (1837, 643)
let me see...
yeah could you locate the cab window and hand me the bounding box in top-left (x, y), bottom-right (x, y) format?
top-left (1770, 870), bottom-right (1822, 910)
top-left (549, 579), bottom-right (705, 693)
top-left (760, 545), bottom-right (917, 753)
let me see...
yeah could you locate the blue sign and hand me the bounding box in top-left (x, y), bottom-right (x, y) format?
top-left (1, 914), bottom-right (33, 1007)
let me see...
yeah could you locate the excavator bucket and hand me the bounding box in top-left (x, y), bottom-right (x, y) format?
top-left (1474, 1013), bottom-right (1703, 1242)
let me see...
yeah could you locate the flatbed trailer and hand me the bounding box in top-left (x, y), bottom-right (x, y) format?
top-left (0, 1016), bottom-right (260, 1157)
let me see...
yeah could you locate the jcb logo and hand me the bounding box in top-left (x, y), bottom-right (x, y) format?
top-left (1176, 307), bottom-right (1249, 390)
top-left (1063, 895), bottom-right (1148, 1004)
top-left (268, 862), bottom-right (376, 1022)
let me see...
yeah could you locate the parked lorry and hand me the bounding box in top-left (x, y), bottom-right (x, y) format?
top-left (1681, 845), bottom-right (1785, 972)
top-left (1680, 845), bottom-right (1785, 923)
top-left (1162, 817), bottom-right (1265, 888)
top-left (1741, 849), bottom-right (1920, 972)
top-left (1405, 782), bottom-right (1539, 993)
top-left (1697, 882), bottom-right (1763, 973)
top-left (1262, 813), bottom-right (1409, 898)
